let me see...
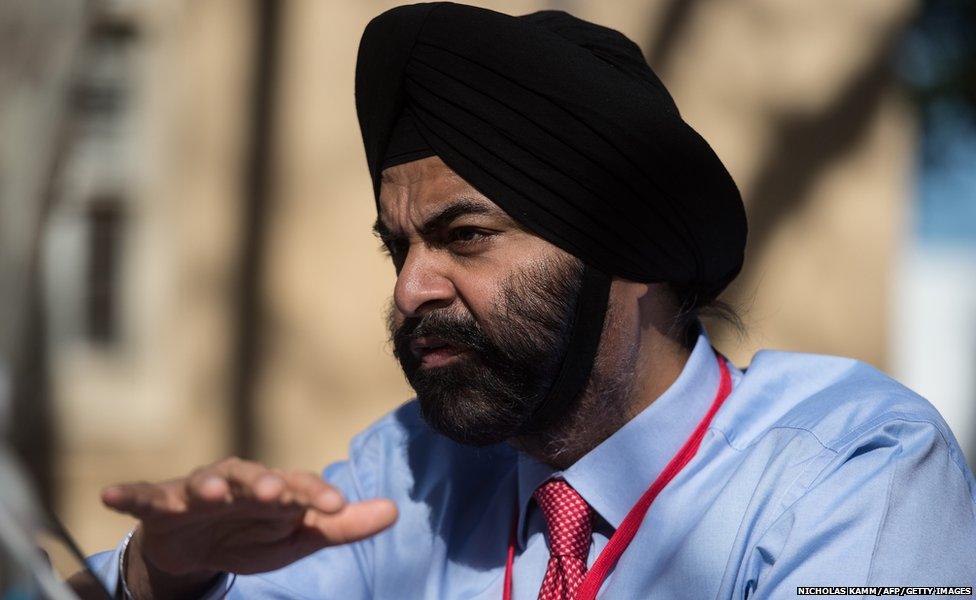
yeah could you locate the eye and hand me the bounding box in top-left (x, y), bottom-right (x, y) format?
top-left (448, 227), bottom-right (489, 246)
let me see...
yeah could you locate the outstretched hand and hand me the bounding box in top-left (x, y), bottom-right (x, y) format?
top-left (101, 456), bottom-right (397, 594)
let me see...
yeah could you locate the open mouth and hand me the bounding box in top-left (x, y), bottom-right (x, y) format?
top-left (410, 336), bottom-right (468, 367)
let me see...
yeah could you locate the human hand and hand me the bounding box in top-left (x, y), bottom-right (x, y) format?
top-left (101, 457), bottom-right (397, 596)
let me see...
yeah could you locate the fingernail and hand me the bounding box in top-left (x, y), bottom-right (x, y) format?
top-left (101, 486), bottom-right (122, 501)
top-left (254, 474), bottom-right (284, 499)
top-left (316, 489), bottom-right (343, 511)
top-left (202, 476), bottom-right (225, 490)
top-left (200, 477), bottom-right (227, 498)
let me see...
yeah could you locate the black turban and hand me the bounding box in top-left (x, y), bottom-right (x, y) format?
top-left (355, 2), bottom-right (747, 431)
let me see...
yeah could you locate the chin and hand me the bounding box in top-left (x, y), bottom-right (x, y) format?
top-left (412, 371), bottom-right (527, 446)
top-left (404, 352), bottom-right (545, 446)
top-left (416, 392), bottom-right (516, 446)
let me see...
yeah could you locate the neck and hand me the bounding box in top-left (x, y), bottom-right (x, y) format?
top-left (511, 324), bottom-right (693, 470)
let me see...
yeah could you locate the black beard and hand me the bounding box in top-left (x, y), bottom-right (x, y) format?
top-left (388, 256), bottom-right (585, 446)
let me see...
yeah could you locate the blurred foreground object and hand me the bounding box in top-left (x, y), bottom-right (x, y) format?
top-left (0, 0), bottom-right (88, 502)
top-left (0, 444), bottom-right (81, 599)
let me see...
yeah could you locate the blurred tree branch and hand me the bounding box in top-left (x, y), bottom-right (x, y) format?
top-left (231, 0), bottom-right (283, 459)
top-left (645, 0), bottom-right (702, 72)
top-left (743, 24), bottom-right (909, 268)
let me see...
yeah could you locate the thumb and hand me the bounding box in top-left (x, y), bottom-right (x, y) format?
top-left (304, 498), bottom-right (398, 546)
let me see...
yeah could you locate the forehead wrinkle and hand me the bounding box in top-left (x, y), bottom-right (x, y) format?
top-left (378, 156), bottom-right (514, 237)
top-left (376, 175), bottom-right (417, 238)
top-left (376, 190), bottom-right (507, 241)
top-left (416, 198), bottom-right (499, 237)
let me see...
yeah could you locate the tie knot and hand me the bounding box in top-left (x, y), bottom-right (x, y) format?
top-left (533, 479), bottom-right (593, 560)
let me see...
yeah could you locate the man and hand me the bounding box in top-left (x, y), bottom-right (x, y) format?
top-left (89, 3), bottom-right (976, 599)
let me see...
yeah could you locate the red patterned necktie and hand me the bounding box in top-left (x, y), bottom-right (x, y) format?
top-left (533, 478), bottom-right (594, 600)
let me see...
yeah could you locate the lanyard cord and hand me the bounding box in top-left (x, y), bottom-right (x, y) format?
top-left (503, 352), bottom-right (732, 600)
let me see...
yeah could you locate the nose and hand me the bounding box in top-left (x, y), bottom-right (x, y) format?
top-left (393, 246), bottom-right (456, 317)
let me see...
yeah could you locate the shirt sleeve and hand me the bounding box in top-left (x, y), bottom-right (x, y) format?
top-left (85, 542), bottom-right (234, 599)
top-left (748, 418), bottom-right (976, 598)
top-left (85, 457), bottom-right (376, 599)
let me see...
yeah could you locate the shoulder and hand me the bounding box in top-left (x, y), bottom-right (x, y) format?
top-left (722, 349), bottom-right (954, 450)
top-left (710, 352), bottom-right (976, 591)
top-left (717, 349), bottom-right (975, 498)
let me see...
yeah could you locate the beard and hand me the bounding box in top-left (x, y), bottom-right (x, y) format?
top-left (387, 255), bottom-right (585, 446)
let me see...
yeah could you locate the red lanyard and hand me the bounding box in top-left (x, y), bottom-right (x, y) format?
top-left (503, 353), bottom-right (732, 600)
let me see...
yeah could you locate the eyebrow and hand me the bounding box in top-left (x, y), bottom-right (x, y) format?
top-left (372, 198), bottom-right (502, 243)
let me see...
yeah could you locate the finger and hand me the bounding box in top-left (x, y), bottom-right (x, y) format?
top-left (225, 459), bottom-right (287, 504)
top-left (185, 458), bottom-right (279, 506)
top-left (302, 499), bottom-right (398, 547)
top-left (100, 482), bottom-right (184, 518)
top-left (280, 471), bottom-right (345, 514)
top-left (184, 468), bottom-right (232, 508)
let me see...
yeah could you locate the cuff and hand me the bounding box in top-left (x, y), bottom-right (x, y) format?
top-left (110, 529), bottom-right (236, 599)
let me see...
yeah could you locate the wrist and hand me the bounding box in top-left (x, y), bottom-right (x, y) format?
top-left (120, 528), bottom-right (224, 599)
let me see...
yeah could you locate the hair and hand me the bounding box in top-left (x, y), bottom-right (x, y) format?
top-left (666, 282), bottom-right (746, 348)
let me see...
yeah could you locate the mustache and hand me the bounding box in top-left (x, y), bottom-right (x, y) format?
top-left (391, 310), bottom-right (494, 359)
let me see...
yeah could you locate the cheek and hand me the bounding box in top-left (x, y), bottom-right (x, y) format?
top-left (450, 272), bottom-right (504, 324)
top-left (438, 233), bottom-right (562, 321)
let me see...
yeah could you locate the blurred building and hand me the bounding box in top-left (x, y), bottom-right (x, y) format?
top-left (4, 0), bottom-right (970, 557)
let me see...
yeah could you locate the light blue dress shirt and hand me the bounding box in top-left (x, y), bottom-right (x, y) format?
top-left (89, 328), bottom-right (976, 598)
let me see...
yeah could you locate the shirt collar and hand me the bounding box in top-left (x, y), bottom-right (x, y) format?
top-left (513, 325), bottom-right (725, 547)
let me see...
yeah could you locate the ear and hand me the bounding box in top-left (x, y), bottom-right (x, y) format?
top-left (634, 282), bottom-right (680, 334)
